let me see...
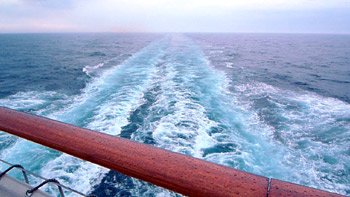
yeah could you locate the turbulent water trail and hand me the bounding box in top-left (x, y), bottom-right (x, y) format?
top-left (233, 82), bottom-right (350, 193)
top-left (91, 35), bottom-right (291, 196)
top-left (0, 34), bottom-right (349, 196)
top-left (90, 35), bottom-right (350, 195)
top-left (0, 38), bottom-right (168, 195)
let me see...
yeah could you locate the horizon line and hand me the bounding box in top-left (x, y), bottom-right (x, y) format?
top-left (0, 31), bottom-right (350, 35)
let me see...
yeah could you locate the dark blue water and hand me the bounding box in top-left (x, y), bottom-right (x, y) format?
top-left (0, 33), bottom-right (158, 97)
top-left (0, 33), bottom-right (349, 196)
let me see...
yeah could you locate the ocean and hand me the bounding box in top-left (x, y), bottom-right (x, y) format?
top-left (0, 33), bottom-right (349, 196)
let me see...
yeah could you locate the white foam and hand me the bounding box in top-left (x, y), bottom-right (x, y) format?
top-left (40, 154), bottom-right (108, 196)
top-left (82, 63), bottom-right (105, 76)
top-left (226, 62), bottom-right (234, 68)
top-left (2, 35), bottom-right (349, 195)
top-left (0, 91), bottom-right (71, 157)
top-left (151, 60), bottom-right (218, 158)
top-left (40, 41), bottom-right (169, 195)
top-left (0, 38), bottom-right (170, 196)
top-left (0, 91), bottom-right (68, 115)
top-left (233, 82), bottom-right (350, 194)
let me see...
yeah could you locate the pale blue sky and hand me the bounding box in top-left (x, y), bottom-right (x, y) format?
top-left (0, 0), bottom-right (349, 33)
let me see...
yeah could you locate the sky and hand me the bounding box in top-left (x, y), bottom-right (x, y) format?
top-left (0, 0), bottom-right (349, 33)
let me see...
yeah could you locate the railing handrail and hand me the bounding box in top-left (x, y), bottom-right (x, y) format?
top-left (0, 107), bottom-right (342, 196)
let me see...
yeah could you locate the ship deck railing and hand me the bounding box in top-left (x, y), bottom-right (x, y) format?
top-left (0, 159), bottom-right (89, 197)
top-left (0, 107), bottom-right (343, 196)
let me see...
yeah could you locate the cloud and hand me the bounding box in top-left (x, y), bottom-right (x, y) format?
top-left (0, 0), bottom-right (349, 33)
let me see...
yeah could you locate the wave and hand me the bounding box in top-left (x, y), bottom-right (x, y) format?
top-left (89, 35), bottom-right (287, 195)
top-left (0, 34), bottom-right (349, 196)
top-left (0, 38), bottom-right (169, 196)
top-left (234, 82), bottom-right (350, 194)
top-left (82, 63), bottom-right (105, 76)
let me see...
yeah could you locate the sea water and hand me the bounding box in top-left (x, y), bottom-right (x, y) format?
top-left (0, 33), bottom-right (349, 196)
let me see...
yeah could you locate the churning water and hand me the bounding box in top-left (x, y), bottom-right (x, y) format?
top-left (0, 33), bottom-right (349, 196)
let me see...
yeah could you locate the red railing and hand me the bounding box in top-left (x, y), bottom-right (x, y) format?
top-left (0, 107), bottom-right (342, 196)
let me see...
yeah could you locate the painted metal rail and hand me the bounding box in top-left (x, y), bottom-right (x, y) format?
top-left (0, 107), bottom-right (343, 196)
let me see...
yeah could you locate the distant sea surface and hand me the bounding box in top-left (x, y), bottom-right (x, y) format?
top-left (0, 33), bottom-right (349, 196)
